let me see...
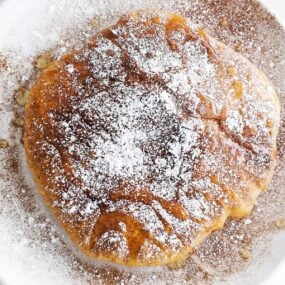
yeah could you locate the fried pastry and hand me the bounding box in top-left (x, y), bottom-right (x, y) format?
top-left (24, 10), bottom-right (280, 266)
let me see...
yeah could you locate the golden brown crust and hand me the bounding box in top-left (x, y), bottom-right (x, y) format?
top-left (24, 10), bottom-right (280, 266)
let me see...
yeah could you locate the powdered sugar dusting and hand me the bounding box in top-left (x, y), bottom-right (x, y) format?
top-left (23, 8), bottom-right (279, 268)
top-left (0, 0), bottom-right (284, 284)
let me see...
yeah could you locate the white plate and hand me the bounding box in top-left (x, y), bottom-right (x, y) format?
top-left (0, 0), bottom-right (284, 284)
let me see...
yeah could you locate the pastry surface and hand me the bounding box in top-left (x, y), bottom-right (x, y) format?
top-left (24, 10), bottom-right (280, 266)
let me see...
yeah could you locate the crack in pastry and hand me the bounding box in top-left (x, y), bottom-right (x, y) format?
top-left (24, 10), bottom-right (280, 266)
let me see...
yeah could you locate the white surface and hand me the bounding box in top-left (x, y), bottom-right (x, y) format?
top-left (261, 1), bottom-right (285, 284)
top-left (0, 0), bottom-right (283, 284)
top-left (262, 0), bottom-right (285, 26)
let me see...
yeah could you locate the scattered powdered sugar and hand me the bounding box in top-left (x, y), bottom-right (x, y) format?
top-left (96, 230), bottom-right (130, 260)
top-left (23, 3), bottom-right (279, 271)
top-left (0, 0), bottom-right (284, 285)
top-left (226, 110), bottom-right (244, 133)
